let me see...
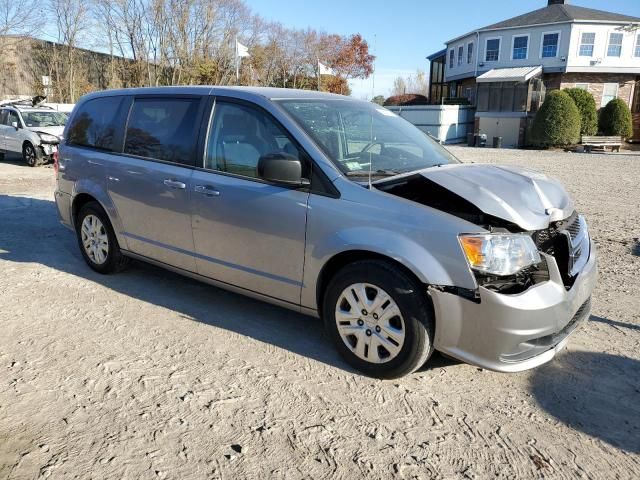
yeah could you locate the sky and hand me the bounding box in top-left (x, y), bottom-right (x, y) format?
top-left (247, 0), bottom-right (639, 99)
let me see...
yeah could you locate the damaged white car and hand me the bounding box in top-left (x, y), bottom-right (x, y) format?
top-left (0, 98), bottom-right (68, 167)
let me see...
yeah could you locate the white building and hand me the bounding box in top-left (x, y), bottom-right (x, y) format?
top-left (428, 0), bottom-right (640, 146)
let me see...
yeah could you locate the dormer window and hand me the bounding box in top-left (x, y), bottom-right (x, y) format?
top-left (449, 49), bottom-right (455, 68)
top-left (467, 42), bottom-right (474, 63)
top-left (635, 34), bottom-right (640, 57)
top-left (607, 33), bottom-right (623, 57)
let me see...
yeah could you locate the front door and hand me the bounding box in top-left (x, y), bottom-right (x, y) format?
top-left (190, 100), bottom-right (309, 305)
top-left (107, 95), bottom-right (206, 272)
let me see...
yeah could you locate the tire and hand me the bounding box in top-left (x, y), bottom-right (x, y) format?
top-left (76, 201), bottom-right (130, 274)
top-left (323, 260), bottom-right (434, 379)
top-left (23, 142), bottom-right (42, 167)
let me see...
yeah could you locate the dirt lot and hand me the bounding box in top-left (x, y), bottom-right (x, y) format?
top-left (1, 147), bottom-right (639, 479)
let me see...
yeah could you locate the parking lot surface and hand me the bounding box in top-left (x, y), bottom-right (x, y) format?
top-left (1, 147), bottom-right (639, 479)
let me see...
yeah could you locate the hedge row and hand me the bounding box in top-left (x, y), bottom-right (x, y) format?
top-left (532, 88), bottom-right (633, 147)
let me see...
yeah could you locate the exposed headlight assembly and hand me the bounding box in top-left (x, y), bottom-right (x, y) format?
top-left (459, 233), bottom-right (541, 276)
top-left (38, 133), bottom-right (59, 143)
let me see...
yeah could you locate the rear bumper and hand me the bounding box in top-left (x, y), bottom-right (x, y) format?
top-left (431, 239), bottom-right (597, 372)
top-left (54, 190), bottom-right (74, 230)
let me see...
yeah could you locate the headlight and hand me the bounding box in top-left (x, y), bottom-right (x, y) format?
top-left (38, 133), bottom-right (59, 143)
top-left (459, 233), bottom-right (541, 276)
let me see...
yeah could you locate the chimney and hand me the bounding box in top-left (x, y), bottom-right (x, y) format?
top-left (548, 0), bottom-right (567, 5)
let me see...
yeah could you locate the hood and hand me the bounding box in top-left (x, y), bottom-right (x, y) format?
top-left (416, 163), bottom-right (573, 231)
top-left (28, 125), bottom-right (64, 139)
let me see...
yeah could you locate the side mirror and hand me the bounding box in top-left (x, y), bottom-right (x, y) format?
top-left (11, 121), bottom-right (19, 129)
top-left (258, 152), bottom-right (309, 186)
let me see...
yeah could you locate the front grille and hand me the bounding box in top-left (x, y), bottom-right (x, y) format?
top-left (533, 211), bottom-right (589, 289)
top-left (566, 214), bottom-right (581, 238)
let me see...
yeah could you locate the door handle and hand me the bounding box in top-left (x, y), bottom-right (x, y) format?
top-left (163, 179), bottom-right (186, 189)
top-left (194, 185), bottom-right (220, 197)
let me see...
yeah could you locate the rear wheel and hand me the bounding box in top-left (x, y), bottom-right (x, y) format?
top-left (323, 260), bottom-right (434, 379)
top-left (76, 202), bottom-right (130, 274)
top-left (23, 142), bottom-right (41, 167)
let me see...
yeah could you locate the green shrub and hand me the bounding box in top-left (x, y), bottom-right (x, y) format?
top-left (564, 88), bottom-right (597, 136)
top-left (531, 90), bottom-right (581, 147)
top-left (599, 97), bottom-right (633, 138)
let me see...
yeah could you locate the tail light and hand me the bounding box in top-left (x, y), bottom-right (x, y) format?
top-left (53, 151), bottom-right (59, 175)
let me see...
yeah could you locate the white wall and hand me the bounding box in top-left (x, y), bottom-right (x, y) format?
top-left (566, 23), bottom-right (640, 72)
top-left (385, 105), bottom-right (476, 144)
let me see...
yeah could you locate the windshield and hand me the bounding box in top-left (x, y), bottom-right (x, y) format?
top-left (277, 99), bottom-right (459, 178)
top-left (22, 111), bottom-right (68, 128)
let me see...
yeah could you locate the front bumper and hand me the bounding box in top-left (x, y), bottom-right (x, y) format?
top-left (431, 239), bottom-right (597, 372)
top-left (40, 143), bottom-right (58, 157)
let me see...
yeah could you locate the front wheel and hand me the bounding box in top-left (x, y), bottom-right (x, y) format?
top-left (323, 260), bottom-right (434, 379)
top-left (23, 142), bottom-right (41, 167)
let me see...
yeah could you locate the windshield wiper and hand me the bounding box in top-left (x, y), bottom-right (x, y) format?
top-left (345, 169), bottom-right (401, 177)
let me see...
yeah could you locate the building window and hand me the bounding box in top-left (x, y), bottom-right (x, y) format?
top-left (601, 83), bottom-right (618, 108)
top-left (449, 49), bottom-right (455, 68)
top-left (486, 38), bottom-right (500, 62)
top-left (458, 45), bottom-right (464, 65)
top-left (575, 83), bottom-right (589, 90)
top-left (467, 42), bottom-right (474, 64)
top-left (579, 32), bottom-right (595, 57)
top-left (635, 34), bottom-right (640, 57)
top-left (512, 35), bottom-right (528, 60)
top-left (541, 33), bottom-right (559, 58)
top-left (607, 33), bottom-right (623, 57)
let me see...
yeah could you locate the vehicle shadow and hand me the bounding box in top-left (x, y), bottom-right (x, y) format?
top-left (529, 350), bottom-right (640, 454)
top-left (0, 194), bottom-right (358, 373)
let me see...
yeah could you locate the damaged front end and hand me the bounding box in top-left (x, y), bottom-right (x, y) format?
top-left (375, 166), bottom-right (588, 296)
top-left (374, 164), bottom-right (597, 371)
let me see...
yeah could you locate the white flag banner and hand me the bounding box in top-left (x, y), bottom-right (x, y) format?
top-left (236, 40), bottom-right (250, 58)
top-left (318, 61), bottom-right (334, 75)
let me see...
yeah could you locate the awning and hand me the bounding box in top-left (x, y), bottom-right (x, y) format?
top-left (477, 66), bottom-right (543, 83)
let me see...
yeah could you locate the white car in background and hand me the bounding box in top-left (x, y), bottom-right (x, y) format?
top-left (0, 99), bottom-right (68, 167)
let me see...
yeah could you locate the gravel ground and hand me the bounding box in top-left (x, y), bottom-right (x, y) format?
top-left (0, 147), bottom-right (639, 479)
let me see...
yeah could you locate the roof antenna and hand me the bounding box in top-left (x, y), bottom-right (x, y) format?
top-left (368, 112), bottom-right (374, 189)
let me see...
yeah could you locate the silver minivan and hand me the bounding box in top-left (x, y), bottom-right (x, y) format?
top-left (54, 87), bottom-right (597, 378)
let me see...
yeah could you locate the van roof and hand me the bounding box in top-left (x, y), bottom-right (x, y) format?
top-left (81, 86), bottom-right (352, 102)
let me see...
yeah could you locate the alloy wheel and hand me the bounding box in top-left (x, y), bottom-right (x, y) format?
top-left (24, 145), bottom-right (36, 166)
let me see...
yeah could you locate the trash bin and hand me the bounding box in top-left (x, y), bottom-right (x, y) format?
top-left (475, 134), bottom-right (487, 147)
top-left (493, 136), bottom-right (503, 148)
top-left (467, 133), bottom-right (475, 147)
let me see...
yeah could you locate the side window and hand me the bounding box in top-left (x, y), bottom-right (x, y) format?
top-left (124, 97), bottom-right (201, 165)
top-left (206, 102), bottom-right (305, 179)
top-left (0, 110), bottom-right (7, 125)
top-left (8, 111), bottom-right (20, 126)
top-left (67, 96), bottom-right (124, 151)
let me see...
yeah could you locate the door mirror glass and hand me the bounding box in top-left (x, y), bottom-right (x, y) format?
top-left (258, 152), bottom-right (309, 186)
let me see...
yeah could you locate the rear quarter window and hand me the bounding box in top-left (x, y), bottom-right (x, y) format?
top-left (67, 96), bottom-right (125, 151)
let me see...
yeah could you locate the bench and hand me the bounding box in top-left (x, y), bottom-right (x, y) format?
top-left (581, 135), bottom-right (623, 153)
